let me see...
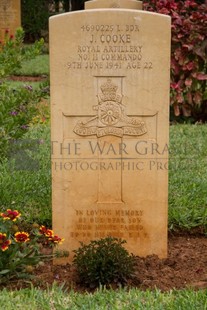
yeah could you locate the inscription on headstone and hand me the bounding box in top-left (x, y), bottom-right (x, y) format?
top-left (50, 0), bottom-right (171, 263)
top-left (0, 0), bottom-right (21, 40)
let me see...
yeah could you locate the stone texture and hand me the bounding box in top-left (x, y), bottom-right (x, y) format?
top-left (0, 0), bottom-right (21, 40)
top-left (50, 1), bottom-right (171, 264)
top-left (85, 0), bottom-right (142, 9)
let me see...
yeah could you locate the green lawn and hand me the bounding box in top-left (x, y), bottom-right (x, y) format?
top-left (1, 123), bottom-right (207, 231)
top-left (5, 80), bottom-right (45, 89)
top-left (0, 124), bottom-right (51, 225)
top-left (14, 54), bottom-right (49, 76)
top-left (169, 125), bottom-right (207, 231)
top-left (0, 286), bottom-right (206, 310)
top-left (5, 54), bottom-right (49, 89)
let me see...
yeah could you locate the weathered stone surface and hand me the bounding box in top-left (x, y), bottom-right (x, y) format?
top-left (50, 1), bottom-right (171, 264)
top-left (0, 0), bottom-right (21, 40)
top-left (85, 0), bottom-right (142, 9)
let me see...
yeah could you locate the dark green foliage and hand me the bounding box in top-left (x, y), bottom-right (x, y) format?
top-left (21, 0), bottom-right (49, 42)
top-left (21, 1), bottom-right (88, 41)
top-left (73, 237), bottom-right (136, 288)
top-left (63, 0), bottom-right (70, 12)
top-left (71, 0), bottom-right (86, 10)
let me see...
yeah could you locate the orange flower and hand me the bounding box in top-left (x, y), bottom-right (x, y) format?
top-left (14, 232), bottom-right (30, 243)
top-left (0, 232), bottom-right (6, 244)
top-left (1, 239), bottom-right (11, 251)
top-left (0, 233), bottom-right (11, 251)
top-left (1, 209), bottom-right (21, 221)
top-left (48, 235), bottom-right (64, 245)
top-left (39, 226), bottom-right (54, 237)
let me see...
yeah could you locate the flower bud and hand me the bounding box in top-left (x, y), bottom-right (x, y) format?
top-left (32, 223), bottom-right (40, 229)
top-left (12, 225), bottom-right (19, 232)
top-left (25, 265), bottom-right (34, 273)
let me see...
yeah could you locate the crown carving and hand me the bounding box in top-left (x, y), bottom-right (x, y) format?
top-left (101, 79), bottom-right (118, 96)
top-left (97, 78), bottom-right (122, 104)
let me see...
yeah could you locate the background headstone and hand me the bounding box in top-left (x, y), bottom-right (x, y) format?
top-left (50, 0), bottom-right (171, 263)
top-left (85, 0), bottom-right (142, 9)
top-left (0, 0), bottom-right (21, 40)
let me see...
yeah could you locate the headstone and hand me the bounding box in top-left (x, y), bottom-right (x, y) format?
top-left (50, 0), bottom-right (171, 264)
top-left (85, 0), bottom-right (142, 9)
top-left (0, 0), bottom-right (21, 40)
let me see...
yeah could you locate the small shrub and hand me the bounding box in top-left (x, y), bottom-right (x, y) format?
top-left (0, 27), bottom-right (44, 78)
top-left (73, 236), bottom-right (136, 288)
top-left (0, 28), bottom-right (48, 160)
top-left (0, 82), bottom-right (49, 160)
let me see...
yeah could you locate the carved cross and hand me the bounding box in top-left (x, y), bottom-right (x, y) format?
top-left (63, 77), bottom-right (151, 205)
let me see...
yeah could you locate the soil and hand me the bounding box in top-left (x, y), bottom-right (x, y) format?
top-left (2, 234), bottom-right (207, 292)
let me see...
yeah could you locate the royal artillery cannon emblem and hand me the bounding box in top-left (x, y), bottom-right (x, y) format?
top-left (73, 78), bottom-right (147, 137)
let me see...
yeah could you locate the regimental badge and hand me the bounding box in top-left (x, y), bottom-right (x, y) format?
top-left (73, 78), bottom-right (147, 137)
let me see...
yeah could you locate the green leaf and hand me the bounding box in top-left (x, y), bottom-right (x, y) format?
top-left (0, 269), bottom-right (10, 275)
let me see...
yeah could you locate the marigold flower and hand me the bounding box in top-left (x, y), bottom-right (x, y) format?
top-left (1, 239), bottom-right (12, 251)
top-left (1, 209), bottom-right (21, 221)
top-left (48, 235), bottom-right (65, 245)
top-left (14, 231), bottom-right (30, 243)
top-left (39, 226), bottom-right (54, 237)
top-left (0, 232), bottom-right (7, 244)
top-left (0, 233), bottom-right (11, 251)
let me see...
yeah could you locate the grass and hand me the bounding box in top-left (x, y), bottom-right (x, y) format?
top-left (169, 125), bottom-right (207, 231)
top-left (0, 124), bottom-right (51, 225)
top-left (14, 54), bottom-right (49, 76)
top-left (1, 123), bottom-right (207, 231)
top-left (5, 54), bottom-right (49, 89)
top-left (4, 80), bottom-right (45, 89)
top-left (0, 285), bottom-right (206, 309)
